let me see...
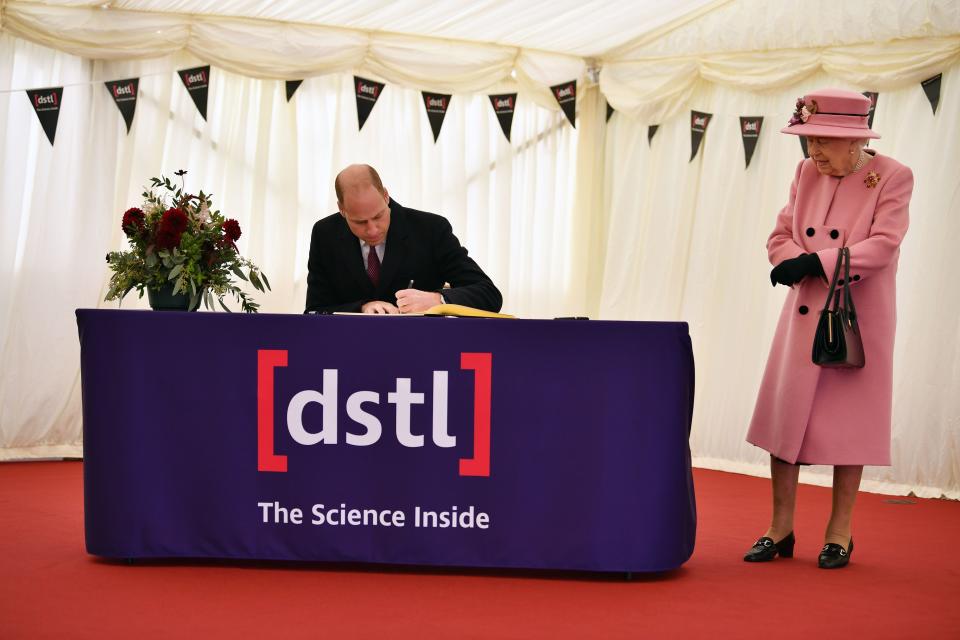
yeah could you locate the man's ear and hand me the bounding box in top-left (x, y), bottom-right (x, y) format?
top-left (382, 189), bottom-right (389, 204)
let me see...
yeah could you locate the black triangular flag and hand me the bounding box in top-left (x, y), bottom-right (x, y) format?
top-left (355, 77), bottom-right (385, 130)
top-left (739, 116), bottom-right (763, 169)
top-left (606, 102), bottom-right (614, 122)
top-left (921, 73), bottom-right (942, 114)
top-left (178, 65), bottom-right (210, 120)
top-left (862, 91), bottom-right (879, 128)
top-left (489, 93), bottom-right (517, 142)
top-left (689, 111), bottom-right (712, 161)
top-left (648, 125), bottom-right (659, 146)
top-left (105, 78), bottom-right (139, 134)
top-left (550, 81), bottom-right (576, 128)
top-left (799, 135), bottom-right (809, 159)
top-left (26, 87), bottom-right (63, 146)
top-left (422, 92), bottom-right (451, 142)
top-left (286, 80), bottom-right (303, 102)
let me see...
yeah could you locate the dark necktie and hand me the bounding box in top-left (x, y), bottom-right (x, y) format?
top-left (367, 245), bottom-right (381, 287)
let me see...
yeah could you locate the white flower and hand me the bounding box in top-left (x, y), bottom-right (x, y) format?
top-left (195, 201), bottom-right (210, 224)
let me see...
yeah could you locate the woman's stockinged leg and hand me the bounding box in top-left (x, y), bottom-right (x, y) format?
top-left (765, 455), bottom-right (800, 541)
top-left (825, 465), bottom-right (863, 546)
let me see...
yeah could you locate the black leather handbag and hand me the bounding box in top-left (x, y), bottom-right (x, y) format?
top-left (812, 247), bottom-right (865, 368)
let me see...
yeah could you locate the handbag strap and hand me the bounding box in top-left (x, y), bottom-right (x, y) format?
top-left (841, 247), bottom-right (858, 321)
top-left (820, 249), bottom-right (845, 312)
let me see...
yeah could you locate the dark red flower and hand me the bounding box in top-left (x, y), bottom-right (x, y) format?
top-left (121, 207), bottom-right (145, 236)
top-left (155, 227), bottom-right (182, 250)
top-left (222, 219), bottom-right (242, 243)
top-left (161, 208), bottom-right (189, 234)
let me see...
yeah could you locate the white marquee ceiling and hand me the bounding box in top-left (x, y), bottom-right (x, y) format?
top-left (12, 0), bottom-right (728, 58)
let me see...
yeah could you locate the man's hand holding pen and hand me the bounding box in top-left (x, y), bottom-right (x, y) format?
top-left (396, 279), bottom-right (442, 314)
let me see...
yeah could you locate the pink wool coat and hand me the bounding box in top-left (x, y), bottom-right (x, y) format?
top-left (747, 152), bottom-right (913, 465)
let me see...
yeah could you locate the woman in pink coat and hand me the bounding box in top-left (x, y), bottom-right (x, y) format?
top-left (744, 89), bottom-right (913, 569)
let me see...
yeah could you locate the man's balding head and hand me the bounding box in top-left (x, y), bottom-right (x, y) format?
top-left (335, 164), bottom-right (391, 246)
top-left (335, 164), bottom-right (386, 206)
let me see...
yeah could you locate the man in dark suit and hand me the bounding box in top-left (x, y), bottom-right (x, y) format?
top-left (305, 164), bottom-right (502, 314)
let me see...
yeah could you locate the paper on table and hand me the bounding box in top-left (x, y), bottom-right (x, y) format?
top-left (331, 311), bottom-right (425, 316)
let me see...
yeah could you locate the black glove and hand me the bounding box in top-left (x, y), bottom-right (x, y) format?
top-left (770, 253), bottom-right (824, 287)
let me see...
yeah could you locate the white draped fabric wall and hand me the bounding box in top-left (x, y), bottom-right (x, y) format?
top-left (0, 34), bottom-right (580, 458)
top-left (601, 66), bottom-right (960, 498)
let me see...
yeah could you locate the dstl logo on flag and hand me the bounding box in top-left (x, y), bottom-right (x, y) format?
top-left (257, 350), bottom-right (492, 477)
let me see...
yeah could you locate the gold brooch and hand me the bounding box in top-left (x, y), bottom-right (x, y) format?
top-left (864, 171), bottom-right (881, 188)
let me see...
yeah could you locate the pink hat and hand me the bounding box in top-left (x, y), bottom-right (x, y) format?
top-left (780, 88), bottom-right (880, 139)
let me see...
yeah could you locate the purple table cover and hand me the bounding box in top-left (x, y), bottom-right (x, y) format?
top-left (77, 309), bottom-right (696, 572)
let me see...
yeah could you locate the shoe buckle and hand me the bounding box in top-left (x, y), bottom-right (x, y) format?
top-left (820, 543), bottom-right (847, 556)
top-left (763, 539), bottom-right (772, 547)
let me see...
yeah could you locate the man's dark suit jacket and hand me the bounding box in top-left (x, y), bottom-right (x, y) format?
top-left (305, 199), bottom-right (502, 314)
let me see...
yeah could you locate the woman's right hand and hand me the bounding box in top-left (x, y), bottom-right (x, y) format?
top-left (770, 253), bottom-right (823, 286)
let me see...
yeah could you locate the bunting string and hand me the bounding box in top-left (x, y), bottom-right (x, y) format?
top-left (4, 60), bottom-right (946, 160)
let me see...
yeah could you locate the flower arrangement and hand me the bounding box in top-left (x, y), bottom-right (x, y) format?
top-left (105, 170), bottom-right (270, 312)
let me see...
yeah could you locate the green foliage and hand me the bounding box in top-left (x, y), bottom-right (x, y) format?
top-left (105, 171), bottom-right (271, 313)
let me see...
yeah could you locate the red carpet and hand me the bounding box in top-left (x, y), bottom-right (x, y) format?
top-left (1, 461), bottom-right (957, 639)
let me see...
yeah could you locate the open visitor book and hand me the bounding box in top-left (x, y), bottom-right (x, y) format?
top-left (333, 304), bottom-right (514, 318)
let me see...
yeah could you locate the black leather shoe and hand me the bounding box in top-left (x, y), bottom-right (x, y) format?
top-left (818, 538), bottom-right (854, 569)
top-left (744, 532), bottom-right (795, 562)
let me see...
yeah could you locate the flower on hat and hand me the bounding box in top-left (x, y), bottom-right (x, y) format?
top-left (788, 98), bottom-right (818, 126)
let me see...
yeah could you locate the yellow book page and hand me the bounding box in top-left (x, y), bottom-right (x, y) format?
top-left (424, 304), bottom-right (515, 318)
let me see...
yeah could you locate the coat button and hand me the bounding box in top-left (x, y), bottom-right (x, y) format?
top-left (830, 229), bottom-right (839, 239)
top-left (838, 279), bottom-right (845, 286)
top-left (806, 227), bottom-right (815, 237)
top-left (853, 275), bottom-right (860, 281)
top-left (799, 305), bottom-right (809, 315)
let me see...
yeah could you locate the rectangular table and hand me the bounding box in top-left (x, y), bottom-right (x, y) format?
top-left (77, 309), bottom-right (696, 573)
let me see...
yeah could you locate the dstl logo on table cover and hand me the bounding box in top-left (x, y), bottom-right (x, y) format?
top-left (256, 350), bottom-right (492, 477)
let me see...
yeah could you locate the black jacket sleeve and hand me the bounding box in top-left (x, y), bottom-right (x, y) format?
top-left (431, 217), bottom-right (502, 312)
top-left (304, 222), bottom-right (368, 314)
